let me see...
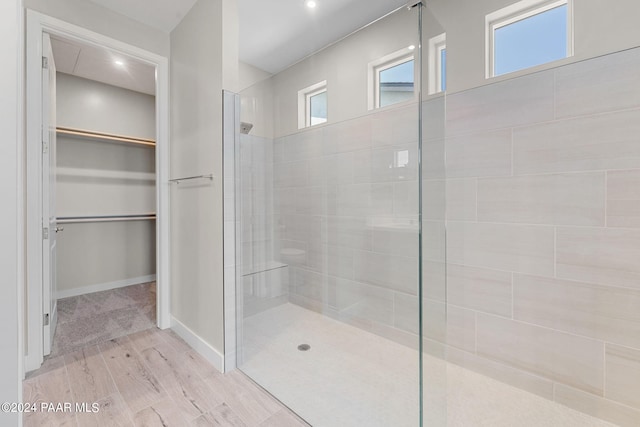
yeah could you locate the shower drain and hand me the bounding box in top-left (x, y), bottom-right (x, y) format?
top-left (297, 344), bottom-right (311, 351)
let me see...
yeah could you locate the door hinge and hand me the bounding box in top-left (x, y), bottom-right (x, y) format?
top-left (42, 56), bottom-right (49, 69)
top-left (44, 313), bottom-right (50, 326)
top-left (42, 227), bottom-right (49, 240)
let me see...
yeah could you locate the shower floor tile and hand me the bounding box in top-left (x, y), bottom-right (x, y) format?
top-left (240, 303), bottom-right (618, 427)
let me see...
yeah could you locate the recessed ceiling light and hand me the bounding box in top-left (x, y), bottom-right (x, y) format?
top-left (408, 45), bottom-right (416, 50)
top-left (114, 60), bottom-right (124, 66)
top-left (306, 0), bottom-right (317, 8)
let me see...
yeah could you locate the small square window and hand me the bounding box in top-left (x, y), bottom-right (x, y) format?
top-left (368, 47), bottom-right (416, 110)
top-left (487, 0), bottom-right (573, 77)
top-left (428, 33), bottom-right (446, 94)
top-left (308, 89), bottom-right (327, 126)
top-left (298, 81), bottom-right (327, 129)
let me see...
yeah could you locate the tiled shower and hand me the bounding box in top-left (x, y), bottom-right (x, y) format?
top-left (225, 2), bottom-right (640, 426)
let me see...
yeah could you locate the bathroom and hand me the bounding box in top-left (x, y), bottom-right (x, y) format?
top-left (6, 0), bottom-right (640, 426)
top-left (228, 0), bottom-right (640, 425)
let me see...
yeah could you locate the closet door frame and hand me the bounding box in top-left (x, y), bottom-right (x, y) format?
top-left (24, 10), bottom-right (171, 373)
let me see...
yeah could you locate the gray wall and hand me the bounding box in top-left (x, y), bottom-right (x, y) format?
top-left (55, 74), bottom-right (156, 294)
top-left (170, 0), bottom-right (238, 357)
top-left (428, 0), bottom-right (640, 93)
top-left (1, 0), bottom-right (21, 424)
top-left (270, 7), bottom-right (430, 138)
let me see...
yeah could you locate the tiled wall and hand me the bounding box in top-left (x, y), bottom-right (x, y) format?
top-left (237, 133), bottom-right (288, 319)
top-left (271, 102), bottom-right (428, 348)
top-left (429, 47), bottom-right (640, 426)
top-left (238, 44), bottom-right (640, 427)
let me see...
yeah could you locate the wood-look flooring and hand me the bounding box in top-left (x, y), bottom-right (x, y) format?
top-left (23, 327), bottom-right (309, 427)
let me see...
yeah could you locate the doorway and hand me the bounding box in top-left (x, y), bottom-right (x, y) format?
top-left (24, 10), bottom-right (170, 373)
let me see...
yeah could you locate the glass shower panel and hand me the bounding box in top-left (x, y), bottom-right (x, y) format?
top-left (436, 45), bottom-right (640, 427)
top-left (235, 5), bottom-right (426, 426)
top-left (420, 4), bottom-right (448, 426)
top-left (424, 0), bottom-right (640, 423)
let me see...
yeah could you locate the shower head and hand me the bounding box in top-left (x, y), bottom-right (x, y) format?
top-left (240, 122), bottom-right (254, 135)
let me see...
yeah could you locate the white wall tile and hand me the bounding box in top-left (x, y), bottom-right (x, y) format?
top-left (393, 181), bottom-right (419, 216)
top-left (280, 127), bottom-right (323, 162)
top-left (354, 144), bottom-right (418, 184)
top-left (445, 129), bottom-right (512, 178)
top-left (445, 347), bottom-right (555, 401)
top-left (446, 178), bottom-right (477, 221)
top-left (394, 293), bottom-right (419, 334)
top-left (422, 138), bottom-right (445, 179)
top-left (423, 180), bottom-right (446, 221)
top-left (422, 260), bottom-right (446, 302)
top-left (605, 344), bottom-right (640, 410)
top-left (327, 277), bottom-right (394, 326)
top-left (476, 314), bottom-right (605, 395)
top-left (446, 71), bottom-right (554, 136)
top-left (557, 227), bottom-right (640, 290)
top-left (372, 226), bottom-right (419, 259)
top-left (322, 115), bottom-right (372, 154)
top-left (607, 169), bottom-right (640, 228)
top-left (422, 220), bottom-right (446, 263)
top-left (353, 250), bottom-right (418, 296)
top-left (273, 160), bottom-right (309, 188)
top-left (513, 109), bottom-right (640, 175)
top-left (477, 173), bottom-right (606, 226)
top-left (554, 384), bottom-right (640, 427)
top-left (447, 264), bottom-right (512, 317)
top-left (447, 222), bottom-right (555, 276)
top-left (422, 97), bottom-right (446, 142)
top-left (555, 48), bottom-right (640, 119)
top-left (514, 274), bottom-right (640, 349)
top-left (371, 104), bottom-right (419, 147)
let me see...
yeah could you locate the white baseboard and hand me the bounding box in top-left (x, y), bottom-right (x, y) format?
top-left (170, 316), bottom-right (224, 373)
top-left (55, 275), bottom-right (156, 299)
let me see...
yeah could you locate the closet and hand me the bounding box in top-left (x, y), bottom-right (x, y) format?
top-left (50, 36), bottom-right (157, 356)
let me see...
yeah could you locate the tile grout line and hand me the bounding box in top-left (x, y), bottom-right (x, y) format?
top-left (604, 171), bottom-right (608, 228)
top-left (603, 342), bottom-right (607, 398)
top-left (554, 227), bottom-right (557, 278)
top-left (511, 272), bottom-right (515, 320)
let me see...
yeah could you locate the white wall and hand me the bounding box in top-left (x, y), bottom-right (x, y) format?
top-left (427, 0), bottom-right (640, 93)
top-left (239, 61), bottom-right (271, 91)
top-left (1, 0), bottom-right (21, 424)
top-left (56, 73), bottom-right (156, 139)
top-left (55, 74), bottom-right (156, 294)
top-left (170, 0), bottom-right (238, 363)
top-left (23, 0), bottom-right (169, 56)
top-left (271, 7), bottom-right (422, 138)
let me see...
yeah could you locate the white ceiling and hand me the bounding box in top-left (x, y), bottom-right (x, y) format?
top-left (83, 0), bottom-right (407, 75)
top-left (88, 0), bottom-right (198, 33)
top-left (238, 0), bottom-right (408, 73)
top-left (50, 36), bottom-right (156, 95)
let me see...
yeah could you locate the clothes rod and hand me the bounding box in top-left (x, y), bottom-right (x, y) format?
top-left (169, 174), bottom-right (214, 184)
top-left (56, 127), bottom-right (156, 147)
top-left (57, 214), bottom-right (156, 224)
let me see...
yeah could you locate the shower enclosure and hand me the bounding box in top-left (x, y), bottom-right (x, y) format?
top-left (228, 1), bottom-right (640, 425)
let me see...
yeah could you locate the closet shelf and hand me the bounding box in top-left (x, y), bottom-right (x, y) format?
top-left (57, 213), bottom-right (156, 224)
top-left (57, 167), bottom-right (156, 182)
top-left (56, 126), bottom-right (156, 147)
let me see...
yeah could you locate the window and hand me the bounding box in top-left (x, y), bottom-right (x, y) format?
top-left (428, 33), bottom-right (446, 94)
top-left (486, 0), bottom-right (572, 77)
top-left (368, 47), bottom-right (416, 110)
top-left (298, 81), bottom-right (327, 129)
